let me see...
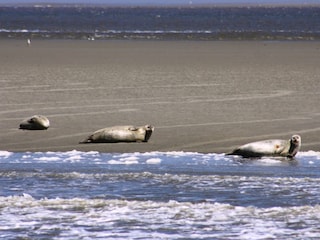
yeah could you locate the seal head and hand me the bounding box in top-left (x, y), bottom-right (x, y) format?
top-left (143, 124), bottom-right (154, 142)
top-left (286, 134), bottom-right (301, 158)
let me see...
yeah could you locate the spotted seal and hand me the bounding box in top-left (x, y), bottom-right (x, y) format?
top-left (227, 135), bottom-right (301, 159)
top-left (79, 125), bottom-right (154, 143)
top-left (19, 115), bottom-right (50, 130)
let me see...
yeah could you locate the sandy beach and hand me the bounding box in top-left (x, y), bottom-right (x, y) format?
top-left (0, 39), bottom-right (319, 153)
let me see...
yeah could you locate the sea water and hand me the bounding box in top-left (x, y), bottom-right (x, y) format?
top-left (1, 6), bottom-right (320, 40)
top-left (1, 150), bottom-right (320, 239)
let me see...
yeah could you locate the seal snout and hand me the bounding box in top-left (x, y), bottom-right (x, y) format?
top-left (145, 124), bottom-right (154, 132)
top-left (291, 135), bottom-right (301, 145)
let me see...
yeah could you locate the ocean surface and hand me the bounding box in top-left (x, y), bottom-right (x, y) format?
top-left (1, 150), bottom-right (320, 239)
top-left (0, 6), bottom-right (320, 40)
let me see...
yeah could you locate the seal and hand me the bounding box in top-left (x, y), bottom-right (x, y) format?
top-left (227, 135), bottom-right (301, 158)
top-left (19, 115), bottom-right (50, 130)
top-left (79, 125), bottom-right (154, 143)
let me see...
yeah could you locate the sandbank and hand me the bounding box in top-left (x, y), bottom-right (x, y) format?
top-left (1, 39), bottom-right (319, 153)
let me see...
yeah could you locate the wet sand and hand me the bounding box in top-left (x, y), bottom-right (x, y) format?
top-left (1, 39), bottom-right (320, 153)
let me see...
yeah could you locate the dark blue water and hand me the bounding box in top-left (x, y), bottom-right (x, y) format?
top-left (1, 6), bottom-right (320, 40)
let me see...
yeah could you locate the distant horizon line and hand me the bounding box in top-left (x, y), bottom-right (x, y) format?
top-left (1, 1), bottom-right (320, 8)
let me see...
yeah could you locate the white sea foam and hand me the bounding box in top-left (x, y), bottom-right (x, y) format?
top-left (0, 151), bottom-right (12, 158)
top-left (34, 156), bottom-right (62, 161)
top-left (146, 158), bottom-right (162, 164)
top-left (297, 150), bottom-right (320, 158)
top-left (256, 157), bottom-right (286, 165)
top-left (1, 151), bottom-right (320, 167)
top-left (108, 156), bottom-right (140, 165)
top-left (0, 194), bottom-right (319, 239)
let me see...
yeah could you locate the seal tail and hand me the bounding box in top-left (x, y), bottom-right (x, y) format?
top-left (79, 136), bottom-right (92, 144)
top-left (225, 148), bottom-right (240, 156)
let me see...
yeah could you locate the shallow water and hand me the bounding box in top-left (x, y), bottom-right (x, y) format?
top-left (1, 150), bottom-right (320, 239)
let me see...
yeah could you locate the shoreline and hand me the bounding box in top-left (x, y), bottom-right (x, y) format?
top-left (1, 39), bottom-right (320, 153)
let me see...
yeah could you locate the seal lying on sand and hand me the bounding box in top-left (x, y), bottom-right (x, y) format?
top-left (79, 125), bottom-right (154, 143)
top-left (227, 135), bottom-right (301, 158)
top-left (19, 115), bottom-right (50, 130)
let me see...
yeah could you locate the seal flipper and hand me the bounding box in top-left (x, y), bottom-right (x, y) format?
top-left (128, 126), bottom-right (138, 131)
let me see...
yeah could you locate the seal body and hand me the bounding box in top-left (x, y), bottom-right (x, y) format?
top-left (19, 115), bottom-right (50, 130)
top-left (227, 135), bottom-right (301, 158)
top-left (80, 125), bottom-right (154, 143)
